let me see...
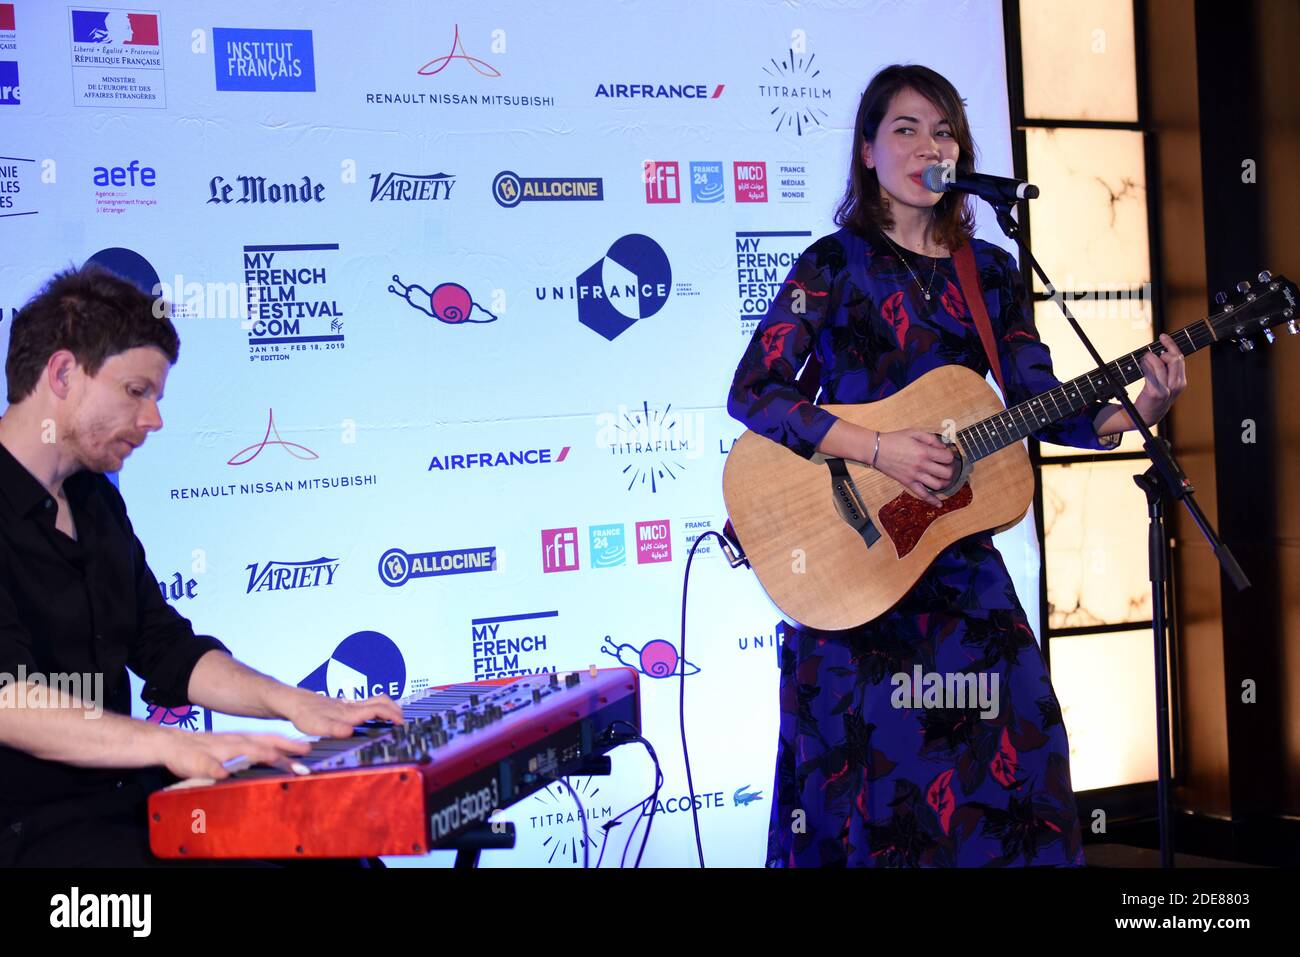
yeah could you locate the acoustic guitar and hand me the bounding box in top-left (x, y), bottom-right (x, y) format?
top-left (722, 272), bottom-right (1297, 631)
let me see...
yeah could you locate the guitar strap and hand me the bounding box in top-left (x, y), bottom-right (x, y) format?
top-left (952, 240), bottom-right (1008, 399)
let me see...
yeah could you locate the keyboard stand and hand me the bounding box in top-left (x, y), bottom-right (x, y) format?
top-left (444, 753), bottom-right (616, 868)
top-left (450, 823), bottom-right (516, 869)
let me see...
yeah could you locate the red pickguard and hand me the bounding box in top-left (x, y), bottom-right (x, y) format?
top-left (878, 483), bottom-right (974, 558)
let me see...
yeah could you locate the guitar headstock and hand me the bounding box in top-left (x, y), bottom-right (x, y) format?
top-left (1210, 271), bottom-right (1298, 352)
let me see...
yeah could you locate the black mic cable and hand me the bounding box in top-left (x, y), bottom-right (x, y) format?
top-left (678, 528), bottom-right (748, 868)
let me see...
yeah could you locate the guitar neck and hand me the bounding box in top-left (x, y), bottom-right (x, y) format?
top-left (959, 319), bottom-right (1216, 461)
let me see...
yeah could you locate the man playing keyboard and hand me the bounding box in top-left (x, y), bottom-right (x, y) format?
top-left (0, 267), bottom-right (403, 866)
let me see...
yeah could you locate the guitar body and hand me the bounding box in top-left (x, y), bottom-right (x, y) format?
top-left (722, 364), bottom-right (1035, 631)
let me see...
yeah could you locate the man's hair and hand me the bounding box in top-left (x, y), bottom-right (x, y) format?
top-left (5, 266), bottom-right (179, 403)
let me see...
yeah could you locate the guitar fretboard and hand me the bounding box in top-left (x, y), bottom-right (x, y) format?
top-left (958, 319), bottom-right (1216, 461)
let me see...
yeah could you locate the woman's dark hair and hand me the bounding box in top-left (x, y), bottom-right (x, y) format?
top-left (5, 265), bottom-right (179, 403)
top-left (834, 64), bottom-right (978, 251)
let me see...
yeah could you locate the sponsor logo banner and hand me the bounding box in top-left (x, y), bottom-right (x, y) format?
top-left (366, 24), bottom-right (555, 109)
top-left (643, 161), bottom-right (679, 204)
top-left (689, 161), bottom-right (724, 203)
top-left (492, 170), bottom-right (602, 208)
top-left (246, 557), bottom-right (340, 593)
top-left (93, 159), bottom-right (157, 215)
top-left (733, 161), bottom-right (767, 203)
top-left (589, 524), bottom-right (626, 568)
top-left (213, 27), bottom-right (315, 92)
top-left (241, 243), bottom-right (344, 360)
top-left (0, 154), bottom-right (36, 216)
top-left (299, 631), bottom-right (406, 700)
top-left (735, 230), bottom-right (812, 336)
top-left (379, 546), bottom-right (496, 586)
top-left (429, 447), bottom-right (568, 471)
top-left (0, 61), bottom-right (16, 105)
top-left (758, 48), bottom-right (831, 136)
top-left (370, 170), bottom-right (455, 202)
top-left (541, 527), bottom-right (579, 573)
top-left (635, 519), bottom-right (672, 564)
top-left (470, 610), bottom-right (559, 680)
top-left (595, 82), bottom-right (723, 99)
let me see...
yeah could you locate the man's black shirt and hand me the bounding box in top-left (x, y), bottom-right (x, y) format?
top-left (0, 439), bottom-right (227, 830)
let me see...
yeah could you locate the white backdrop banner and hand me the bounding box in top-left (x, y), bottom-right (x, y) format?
top-left (0, 0), bottom-right (1027, 867)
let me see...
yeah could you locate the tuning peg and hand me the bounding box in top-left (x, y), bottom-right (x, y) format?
top-left (1263, 328), bottom-right (1275, 344)
top-left (1287, 319), bottom-right (1298, 335)
top-left (1258, 270), bottom-right (1273, 284)
top-left (1237, 280), bottom-right (1252, 295)
top-left (1215, 291), bottom-right (1228, 306)
top-left (1238, 338), bottom-right (1255, 352)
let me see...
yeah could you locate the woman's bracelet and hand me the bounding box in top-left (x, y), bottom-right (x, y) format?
top-left (869, 430), bottom-right (881, 469)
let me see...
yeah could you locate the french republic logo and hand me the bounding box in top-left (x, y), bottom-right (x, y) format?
top-left (0, 3), bottom-right (15, 63)
top-left (643, 161), bottom-right (679, 204)
top-left (733, 162), bottom-right (767, 203)
top-left (541, 527), bottom-right (579, 573)
top-left (635, 520), bottom-right (672, 564)
top-left (71, 9), bottom-right (158, 45)
top-left (69, 9), bottom-right (165, 108)
top-left (390, 275), bottom-right (497, 324)
top-left (213, 27), bottom-right (315, 92)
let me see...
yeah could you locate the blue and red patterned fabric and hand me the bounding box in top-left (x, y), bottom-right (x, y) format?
top-left (728, 228), bottom-right (1117, 866)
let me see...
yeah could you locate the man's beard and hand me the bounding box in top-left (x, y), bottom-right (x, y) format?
top-left (63, 420), bottom-right (130, 473)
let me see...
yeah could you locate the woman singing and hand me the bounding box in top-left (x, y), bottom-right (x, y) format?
top-left (728, 64), bottom-right (1186, 866)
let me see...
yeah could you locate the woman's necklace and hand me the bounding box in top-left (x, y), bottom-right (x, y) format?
top-left (878, 230), bottom-right (940, 301)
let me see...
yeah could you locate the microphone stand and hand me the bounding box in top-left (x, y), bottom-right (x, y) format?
top-left (986, 200), bottom-right (1250, 869)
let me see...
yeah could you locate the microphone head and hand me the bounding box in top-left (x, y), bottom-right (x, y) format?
top-left (921, 162), bottom-right (954, 193)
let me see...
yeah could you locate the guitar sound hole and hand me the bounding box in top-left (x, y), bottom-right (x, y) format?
top-left (933, 440), bottom-right (964, 497)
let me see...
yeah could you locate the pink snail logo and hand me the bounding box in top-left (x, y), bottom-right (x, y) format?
top-left (144, 703), bottom-right (211, 732)
top-left (600, 635), bottom-right (699, 679)
top-left (417, 24), bottom-right (501, 78)
top-left (227, 409), bottom-right (320, 466)
top-left (389, 275), bottom-right (498, 325)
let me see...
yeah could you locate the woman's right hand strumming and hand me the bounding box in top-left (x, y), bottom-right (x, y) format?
top-left (816, 421), bottom-right (955, 507)
top-left (872, 429), bottom-right (956, 507)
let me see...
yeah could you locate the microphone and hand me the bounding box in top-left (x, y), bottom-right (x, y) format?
top-left (921, 161), bottom-right (1040, 204)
